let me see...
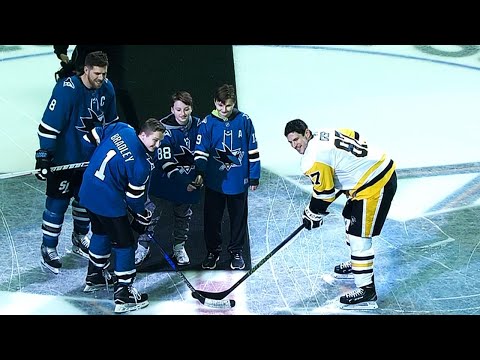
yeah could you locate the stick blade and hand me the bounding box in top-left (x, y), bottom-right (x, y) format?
top-left (195, 289), bottom-right (230, 300)
top-left (192, 291), bottom-right (235, 309)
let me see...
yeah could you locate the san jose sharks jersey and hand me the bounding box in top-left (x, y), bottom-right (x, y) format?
top-left (194, 108), bottom-right (260, 195)
top-left (302, 128), bottom-right (396, 212)
top-left (38, 75), bottom-right (119, 165)
top-left (149, 114), bottom-right (201, 204)
top-left (79, 122), bottom-right (154, 217)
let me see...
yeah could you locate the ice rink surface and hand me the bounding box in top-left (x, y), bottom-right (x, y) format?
top-left (1, 45), bottom-right (479, 317)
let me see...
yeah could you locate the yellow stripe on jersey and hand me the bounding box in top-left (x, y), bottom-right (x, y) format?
top-left (350, 154), bottom-right (387, 195)
top-left (351, 160), bottom-right (396, 200)
top-left (305, 161), bottom-right (336, 202)
top-left (338, 128), bottom-right (360, 141)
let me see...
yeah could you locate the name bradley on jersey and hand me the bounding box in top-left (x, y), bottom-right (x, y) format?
top-left (111, 133), bottom-right (134, 162)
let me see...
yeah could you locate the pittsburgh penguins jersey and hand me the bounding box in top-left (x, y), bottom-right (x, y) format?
top-left (149, 114), bottom-right (201, 204)
top-left (38, 75), bottom-right (119, 165)
top-left (194, 108), bottom-right (260, 195)
top-left (302, 128), bottom-right (396, 213)
top-left (79, 122), bottom-right (154, 217)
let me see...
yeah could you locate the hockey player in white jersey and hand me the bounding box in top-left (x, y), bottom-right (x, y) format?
top-left (284, 119), bottom-right (397, 309)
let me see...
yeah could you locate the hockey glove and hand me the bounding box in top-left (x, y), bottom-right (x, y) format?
top-left (130, 209), bottom-right (153, 235)
top-left (54, 60), bottom-right (76, 81)
top-left (302, 207), bottom-right (325, 230)
top-left (35, 149), bottom-right (52, 181)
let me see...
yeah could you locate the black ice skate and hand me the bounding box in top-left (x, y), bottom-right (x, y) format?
top-left (114, 285), bottom-right (149, 314)
top-left (333, 260), bottom-right (354, 279)
top-left (40, 244), bottom-right (62, 274)
top-left (84, 262), bottom-right (116, 292)
top-left (71, 231), bottom-right (90, 259)
top-left (339, 281), bottom-right (378, 310)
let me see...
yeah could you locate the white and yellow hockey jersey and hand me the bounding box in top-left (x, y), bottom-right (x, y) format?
top-left (301, 128), bottom-right (396, 210)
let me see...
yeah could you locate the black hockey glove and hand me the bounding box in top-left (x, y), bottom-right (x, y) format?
top-left (130, 209), bottom-right (153, 235)
top-left (302, 207), bottom-right (325, 230)
top-left (54, 60), bottom-right (76, 81)
top-left (35, 149), bottom-right (52, 181)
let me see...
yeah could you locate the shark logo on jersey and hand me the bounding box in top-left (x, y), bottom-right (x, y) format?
top-left (214, 144), bottom-right (244, 171)
top-left (213, 130), bottom-right (244, 171)
top-left (63, 77), bottom-right (75, 89)
top-left (174, 145), bottom-right (195, 175)
top-left (76, 108), bottom-right (106, 133)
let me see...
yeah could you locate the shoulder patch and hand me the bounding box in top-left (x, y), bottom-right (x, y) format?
top-left (62, 77), bottom-right (75, 89)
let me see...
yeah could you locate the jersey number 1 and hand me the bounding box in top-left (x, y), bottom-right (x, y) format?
top-left (94, 150), bottom-right (116, 181)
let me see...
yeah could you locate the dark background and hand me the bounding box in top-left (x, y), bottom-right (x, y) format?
top-left (119, 45), bottom-right (251, 271)
top-left (118, 45), bottom-right (238, 122)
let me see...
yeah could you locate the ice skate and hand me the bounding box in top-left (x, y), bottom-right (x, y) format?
top-left (71, 231), bottom-right (90, 259)
top-left (84, 262), bottom-right (116, 292)
top-left (114, 285), bottom-right (149, 313)
top-left (40, 244), bottom-right (62, 274)
top-left (333, 260), bottom-right (354, 279)
top-left (339, 282), bottom-right (378, 310)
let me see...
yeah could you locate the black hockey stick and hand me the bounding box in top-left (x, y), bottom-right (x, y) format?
top-left (145, 231), bottom-right (236, 309)
top-left (195, 223), bottom-right (305, 301)
top-left (0, 161), bottom-right (90, 180)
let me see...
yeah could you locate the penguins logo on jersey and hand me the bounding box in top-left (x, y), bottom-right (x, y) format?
top-left (174, 145), bottom-right (195, 175)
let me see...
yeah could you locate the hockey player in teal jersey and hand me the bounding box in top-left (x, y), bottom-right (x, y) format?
top-left (36, 51), bottom-right (119, 274)
top-left (194, 84), bottom-right (260, 270)
top-left (79, 118), bottom-right (165, 313)
top-left (135, 91), bottom-right (202, 267)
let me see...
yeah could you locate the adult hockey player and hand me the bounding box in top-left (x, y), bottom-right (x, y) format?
top-left (284, 119), bottom-right (397, 310)
top-left (36, 51), bottom-right (118, 274)
top-left (53, 45), bottom-right (139, 130)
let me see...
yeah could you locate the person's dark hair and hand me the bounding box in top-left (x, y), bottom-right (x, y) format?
top-left (284, 119), bottom-right (309, 137)
top-left (85, 51), bottom-right (109, 68)
top-left (140, 117), bottom-right (166, 134)
top-left (214, 84), bottom-right (236, 103)
top-left (171, 91), bottom-right (193, 107)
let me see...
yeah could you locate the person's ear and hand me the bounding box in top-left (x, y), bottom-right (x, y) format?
top-left (306, 129), bottom-right (312, 140)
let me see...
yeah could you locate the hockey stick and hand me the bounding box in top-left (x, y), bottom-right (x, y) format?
top-left (0, 161), bottom-right (90, 180)
top-left (195, 223), bottom-right (305, 301)
top-left (195, 190), bottom-right (346, 301)
top-left (145, 231), bottom-right (236, 309)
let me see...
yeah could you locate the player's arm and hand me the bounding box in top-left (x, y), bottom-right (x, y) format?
top-left (247, 118), bottom-right (260, 189)
top-left (302, 162), bottom-right (336, 230)
top-left (125, 160), bottom-right (155, 234)
top-left (193, 117), bottom-right (210, 186)
top-left (53, 45), bottom-right (69, 64)
top-left (82, 126), bottom-right (104, 148)
top-left (35, 83), bottom-right (73, 179)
